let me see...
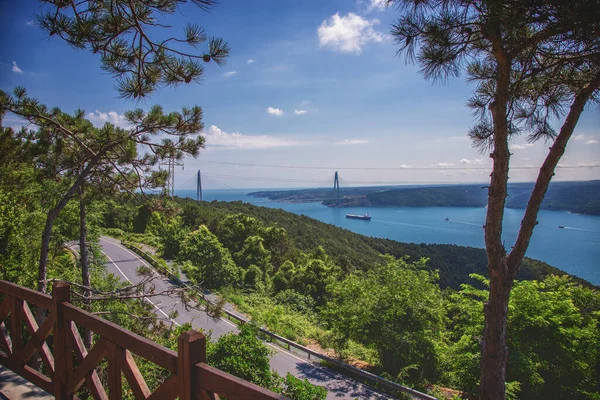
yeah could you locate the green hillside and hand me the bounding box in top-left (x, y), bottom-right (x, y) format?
top-left (170, 197), bottom-right (586, 290)
top-left (289, 180), bottom-right (600, 215)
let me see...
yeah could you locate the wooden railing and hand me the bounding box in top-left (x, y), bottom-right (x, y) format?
top-left (0, 280), bottom-right (288, 400)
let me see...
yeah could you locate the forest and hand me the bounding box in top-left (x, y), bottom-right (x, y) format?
top-left (3, 157), bottom-right (600, 398)
top-left (95, 193), bottom-right (599, 399)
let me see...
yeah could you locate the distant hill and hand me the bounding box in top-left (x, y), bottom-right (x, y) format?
top-left (174, 198), bottom-right (594, 290)
top-left (251, 181), bottom-right (600, 215)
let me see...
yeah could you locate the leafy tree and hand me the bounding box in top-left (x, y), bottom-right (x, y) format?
top-left (259, 225), bottom-right (291, 268)
top-left (0, 189), bottom-right (42, 287)
top-left (157, 216), bottom-right (188, 259)
top-left (323, 256), bottom-right (445, 384)
top-left (37, 0), bottom-right (230, 99)
top-left (273, 260), bottom-right (295, 292)
top-left (291, 258), bottom-right (339, 306)
top-left (236, 235), bottom-right (272, 274)
top-left (243, 264), bottom-right (264, 290)
top-left (216, 213), bottom-right (263, 254)
top-left (208, 324), bottom-right (274, 388)
top-left (388, 0), bottom-right (600, 396)
top-left (179, 225), bottom-right (242, 288)
top-left (274, 290), bottom-right (316, 314)
top-left (443, 274), bottom-right (600, 399)
top-left (1, 90), bottom-right (204, 294)
top-left (273, 373), bottom-right (328, 400)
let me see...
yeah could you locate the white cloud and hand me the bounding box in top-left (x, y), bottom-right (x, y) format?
top-left (576, 161), bottom-right (600, 167)
top-left (460, 158), bottom-right (484, 165)
top-left (247, 59), bottom-right (255, 64)
top-left (572, 134), bottom-right (586, 141)
top-left (267, 107), bottom-right (284, 116)
top-left (586, 139), bottom-right (599, 145)
top-left (510, 143), bottom-right (534, 150)
top-left (400, 164), bottom-right (412, 168)
top-left (294, 109), bottom-right (307, 115)
top-left (203, 125), bottom-right (302, 149)
top-left (301, 100), bottom-right (310, 105)
top-left (12, 61), bottom-right (23, 73)
top-left (334, 139), bottom-right (370, 145)
top-left (86, 110), bottom-right (130, 128)
top-left (26, 20), bottom-right (34, 26)
top-left (223, 71), bottom-right (237, 78)
top-left (317, 13), bottom-right (383, 54)
top-left (367, 0), bottom-right (387, 12)
top-left (435, 162), bottom-right (455, 167)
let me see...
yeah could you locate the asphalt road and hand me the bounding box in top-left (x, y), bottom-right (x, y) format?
top-left (98, 237), bottom-right (392, 400)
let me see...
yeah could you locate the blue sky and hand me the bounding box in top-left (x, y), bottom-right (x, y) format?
top-left (1, 0), bottom-right (598, 190)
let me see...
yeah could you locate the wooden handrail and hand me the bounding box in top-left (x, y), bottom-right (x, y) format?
top-left (0, 280), bottom-right (289, 400)
top-left (62, 302), bottom-right (179, 373)
top-left (0, 280), bottom-right (52, 308)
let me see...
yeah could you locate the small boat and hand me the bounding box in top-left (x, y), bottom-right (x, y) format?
top-left (558, 225), bottom-right (565, 229)
top-left (445, 217), bottom-right (449, 221)
top-left (346, 213), bottom-right (372, 221)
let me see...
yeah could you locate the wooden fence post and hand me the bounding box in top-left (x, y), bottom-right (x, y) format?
top-left (52, 281), bottom-right (72, 399)
top-left (10, 297), bottom-right (23, 361)
top-left (178, 330), bottom-right (212, 400)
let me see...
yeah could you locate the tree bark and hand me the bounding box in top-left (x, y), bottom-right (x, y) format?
top-left (79, 184), bottom-right (93, 349)
top-left (479, 20), bottom-right (512, 399)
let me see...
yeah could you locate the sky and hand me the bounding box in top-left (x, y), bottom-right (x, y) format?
top-left (1, 0), bottom-right (598, 190)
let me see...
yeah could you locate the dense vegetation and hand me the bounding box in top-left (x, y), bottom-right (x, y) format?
top-left (155, 197), bottom-right (582, 290)
top-left (98, 194), bottom-right (600, 399)
top-left (253, 180), bottom-right (600, 215)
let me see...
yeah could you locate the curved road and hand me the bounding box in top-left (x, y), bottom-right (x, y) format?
top-left (98, 237), bottom-right (391, 400)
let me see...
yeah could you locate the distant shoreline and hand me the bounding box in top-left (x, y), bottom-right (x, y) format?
top-left (248, 180), bottom-right (600, 215)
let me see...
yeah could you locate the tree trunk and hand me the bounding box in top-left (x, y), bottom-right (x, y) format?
top-left (479, 67), bottom-right (600, 399)
top-left (480, 263), bottom-right (512, 400)
top-left (36, 154), bottom-right (104, 296)
top-left (79, 184), bottom-right (93, 349)
top-left (479, 23), bottom-right (512, 399)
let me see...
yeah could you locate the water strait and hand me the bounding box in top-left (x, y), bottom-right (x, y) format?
top-left (176, 189), bottom-right (600, 285)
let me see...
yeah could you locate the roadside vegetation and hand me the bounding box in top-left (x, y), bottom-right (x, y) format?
top-left (97, 193), bottom-right (600, 399)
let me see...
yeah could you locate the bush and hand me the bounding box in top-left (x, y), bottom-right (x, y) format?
top-left (273, 373), bottom-right (327, 400)
top-left (274, 290), bottom-right (316, 314)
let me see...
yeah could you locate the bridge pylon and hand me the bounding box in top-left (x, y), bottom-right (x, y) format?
top-left (333, 171), bottom-right (340, 206)
top-left (197, 170), bottom-right (202, 201)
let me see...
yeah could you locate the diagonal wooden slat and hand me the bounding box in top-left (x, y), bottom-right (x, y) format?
top-left (0, 351), bottom-right (53, 394)
top-left (146, 375), bottom-right (179, 400)
top-left (21, 301), bottom-right (55, 377)
top-left (17, 312), bottom-right (53, 368)
top-left (0, 321), bottom-right (12, 356)
top-left (66, 336), bottom-right (107, 395)
top-left (118, 349), bottom-right (151, 399)
top-left (67, 324), bottom-right (108, 400)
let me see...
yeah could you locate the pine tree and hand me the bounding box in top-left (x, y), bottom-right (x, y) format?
top-left (387, 0), bottom-right (600, 397)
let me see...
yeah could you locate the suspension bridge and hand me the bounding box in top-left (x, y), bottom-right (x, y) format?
top-left (159, 166), bottom-right (373, 205)
top-left (175, 169), bottom-right (348, 204)
top-left (164, 160), bottom-right (600, 202)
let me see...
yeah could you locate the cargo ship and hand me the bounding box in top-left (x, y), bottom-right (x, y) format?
top-left (345, 213), bottom-right (372, 221)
